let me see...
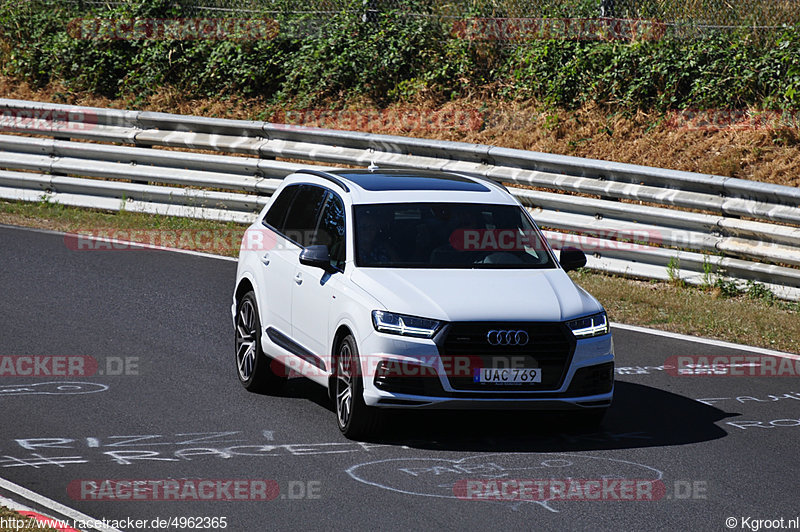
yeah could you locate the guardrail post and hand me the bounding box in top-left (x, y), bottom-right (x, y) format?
top-left (362, 0), bottom-right (379, 24)
top-left (128, 129), bottom-right (152, 186)
top-left (51, 132), bottom-right (70, 177)
top-left (600, 0), bottom-right (615, 18)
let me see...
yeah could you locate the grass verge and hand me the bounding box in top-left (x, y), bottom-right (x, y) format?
top-left (0, 506), bottom-right (58, 532)
top-left (571, 270), bottom-right (799, 354)
top-left (2, 199), bottom-right (798, 354)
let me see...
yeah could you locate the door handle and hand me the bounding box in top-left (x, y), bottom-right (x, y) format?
top-left (294, 272), bottom-right (303, 285)
top-left (261, 253), bottom-right (270, 266)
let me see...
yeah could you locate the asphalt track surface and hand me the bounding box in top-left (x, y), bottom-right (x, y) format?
top-left (1, 224), bottom-right (799, 531)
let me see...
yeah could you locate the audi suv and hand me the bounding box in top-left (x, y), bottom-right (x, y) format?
top-left (233, 169), bottom-right (614, 439)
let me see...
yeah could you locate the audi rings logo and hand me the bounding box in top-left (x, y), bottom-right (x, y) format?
top-left (486, 330), bottom-right (529, 346)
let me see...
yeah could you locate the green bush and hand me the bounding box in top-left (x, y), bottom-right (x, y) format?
top-left (2, 0), bottom-right (799, 110)
top-left (274, 3), bottom-right (447, 104)
top-left (506, 28), bottom-right (800, 110)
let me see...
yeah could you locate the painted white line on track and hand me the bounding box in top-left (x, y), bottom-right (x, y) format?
top-left (0, 476), bottom-right (123, 532)
top-left (611, 322), bottom-right (799, 359)
top-left (1, 223), bottom-right (237, 262)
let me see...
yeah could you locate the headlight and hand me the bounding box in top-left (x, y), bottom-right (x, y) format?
top-left (372, 311), bottom-right (442, 339)
top-left (566, 312), bottom-right (609, 338)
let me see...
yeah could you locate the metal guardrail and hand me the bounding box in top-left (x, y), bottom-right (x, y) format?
top-left (1, 98), bottom-right (799, 300)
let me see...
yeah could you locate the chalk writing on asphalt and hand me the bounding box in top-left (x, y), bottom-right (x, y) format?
top-left (0, 430), bottom-right (658, 470)
top-left (0, 431), bottom-right (395, 469)
top-left (0, 382), bottom-right (108, 396)
top-left (697, 392), bottom-right (800, 406)
top-left (346, 453), bottom-right (665, 514)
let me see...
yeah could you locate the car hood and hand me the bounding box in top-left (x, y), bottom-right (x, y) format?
top-left (349, 267), bottom-right (602, 322)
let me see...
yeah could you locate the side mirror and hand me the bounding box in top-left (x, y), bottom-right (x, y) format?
top-left (559, 246), bottom-right (587, 272)
top-left (299, 245), bottom-right (336, 273)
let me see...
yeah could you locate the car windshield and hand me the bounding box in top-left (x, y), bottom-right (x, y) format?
top-left (354, 203), bottom-right (555, 269)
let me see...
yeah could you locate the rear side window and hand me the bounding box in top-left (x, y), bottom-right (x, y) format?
top-left (282, 185), bottom-right (328, 246)
top-left (263, 185), bottom-right (300, 233)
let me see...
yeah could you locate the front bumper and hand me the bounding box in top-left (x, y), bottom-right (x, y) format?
top-left (359, 330), bottom-right (614, 410)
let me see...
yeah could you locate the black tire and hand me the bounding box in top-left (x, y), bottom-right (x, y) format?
top-left (334, 334), bottom-right (381, 440)
top-left (234, 291), bottom-right (287, 393)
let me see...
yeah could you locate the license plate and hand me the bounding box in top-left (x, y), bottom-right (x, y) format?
top-left (474, 368), bottom-right (541, 384)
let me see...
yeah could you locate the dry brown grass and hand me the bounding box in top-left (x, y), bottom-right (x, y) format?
top-left (0, 507), bottom-right (58, 532)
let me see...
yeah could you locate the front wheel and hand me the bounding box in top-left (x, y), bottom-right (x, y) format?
top-left (334, 334), bottom-right (381, 439)
top-left (235, 291), bottom-right (287, 393)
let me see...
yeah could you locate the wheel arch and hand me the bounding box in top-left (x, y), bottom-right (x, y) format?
top-left (328, 324), bottom-right (355, 397)
top-left (235, 276), bottom-right (255, 304)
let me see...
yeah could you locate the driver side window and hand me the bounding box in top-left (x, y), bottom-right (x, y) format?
top-left (314, 192), bottom-right (346, 271)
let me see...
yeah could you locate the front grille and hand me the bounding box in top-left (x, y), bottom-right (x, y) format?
top-left (439, 322), bottom-right (575, 391)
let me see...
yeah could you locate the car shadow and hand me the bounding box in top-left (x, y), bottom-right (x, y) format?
top-left (264, 379), bottom-right (737, 452)
top-left (373, 381), bottom-right (735, 452)
top-left (273, 375), bottom-right (335, 412)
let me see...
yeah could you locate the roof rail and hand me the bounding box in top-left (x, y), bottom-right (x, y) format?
top-left (451, 172), bottom-right (508, 192)
top-left (295, 169), bottom-right (350, 192)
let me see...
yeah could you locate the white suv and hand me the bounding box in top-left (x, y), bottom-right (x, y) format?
top-left (233, 169), bottom-right (614, 439)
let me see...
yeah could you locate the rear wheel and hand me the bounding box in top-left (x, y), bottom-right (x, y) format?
top-left (334, 334), bottom-right (381, 439)
top-left (235, 291), bottom-right (287, 393)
